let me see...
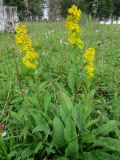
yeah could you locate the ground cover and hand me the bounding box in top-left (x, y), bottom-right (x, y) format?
top-left (0, 15), bottom-right (120, 159)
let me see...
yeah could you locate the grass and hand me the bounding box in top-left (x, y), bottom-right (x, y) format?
top-left (0, 19), bottom-right (120, 159)
top-left (0, 21), bottom-right (120, 117)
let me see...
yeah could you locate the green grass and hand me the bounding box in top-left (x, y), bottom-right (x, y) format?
top-left (0, 21), bottom-right (120, 117)
top-left (0, 20), bottom-right (120, 159)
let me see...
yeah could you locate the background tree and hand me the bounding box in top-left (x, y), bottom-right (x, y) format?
top-left (48, 0), bottom-right (61, 20)
top-left (4, 0), bottom-right (25, 19)
top-left (97, 0), bottom-right (114, 20)
top-left (60, 0), bottom-right (120, 20)
top-left (28, 0), bottom-right (45, 20)
top-left (60, 0), bottom-right (73, 17)
top-left (113, 0), bottom-right (120, 20)
top-left (4, 0), bottom-right (45, 20)
top-left (60, 0), bottom-right (83, 17)
top-left (60, 0), bottom-right (94, 17)
top-left (4, 0), bottom-right (120, 21)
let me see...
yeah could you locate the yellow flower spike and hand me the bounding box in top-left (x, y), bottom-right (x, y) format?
top-left (22, 52), bottom-right (39, 70)
top-left (84, 48), bottom-right (96, 78)
top-left (65, 5), bottom-right (83, 48)
top-left (15, 24), bottom-right (39, 69)
top-left (85, 64), bottom-right (94, 78)
top-left (20, 38), bottom-right (32, 53)
top-left (84, 48), bottom-right (95, 63)
top-left (23, 57), bottom-right (36, 70)
top-left (16, 24), bottom-right (27, 35)
top-left (68, 5), bottom-right (81, 21)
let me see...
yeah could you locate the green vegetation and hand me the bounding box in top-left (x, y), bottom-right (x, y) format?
top-left (0, 19), bottom-right (120, 159)
top-left (4, 0), bottom-right (120, 20)
top-left (4, 0), bottom-right (45, 20)
top-left (60, 0), bottom-right (120, 19)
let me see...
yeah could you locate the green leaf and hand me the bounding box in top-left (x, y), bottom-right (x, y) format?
top-left (95, 151), bottom-right (120, 160)
top-left (53, 116), bottom-right (65, 147)
top-left (65, 140), bottom-right (79, 159)
top-left (92, 120), bottom-right (118, 135)
top-left (59, 105), bottom-right (70, 123)
top-left (81, 89), bottom-right (95, 119)
top-left (11, 97), bottom-right (23, 104)
top-left (83, 151), bottom-right (120, 160)
top-left (33, 125), bottom-right (48, 134)
top-left (16, 156), bottom-right (21, 160)
top-left (8, 150), bottom-right (17, 159)
top-left (30, 109), bottom-right (50, 138)
top-left (10, 111), bottom-right (24, 125)
top-left (64, 116), bottom-right (77, 142)
top-left (27, 95), bottom-right (39, 106)
top-left (68, 71), bottom-right (75, 92)
top-left (44, 92), bottom-right (51, 113)
top-left (54, 157), bottom-right (68, 160)
top-left (83, 151), bottom-right (101, 160)
top-left (21, 147), bottom-right (33, 159)
top-left (81, 134), bottom-right (96, 144)
top-left (72, 106), bottom-right (86, 132)
top-left (46, 142), bottom-right (55, 155)
top-left (86, 119), bottom-right (98, 129)
top-left (38, 81), bottom-right (47, 92)
top-left (0, 138), bottom-right (8, 160)
top-left (34, 142), bottom-right (43, 153)
top-left (96, 137), bottom-right (120, 152)
top-left (59, 91), bottom-right (73, 111)
top-left (57, 83), bottom-right (73, 111)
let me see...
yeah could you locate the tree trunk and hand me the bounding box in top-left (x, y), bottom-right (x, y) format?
top-left (24, 0), bottom-right (29, 19)
top-left (48, 0), bottom-right (60, 21)
top-left (0, 0), bottom-right (3, 6)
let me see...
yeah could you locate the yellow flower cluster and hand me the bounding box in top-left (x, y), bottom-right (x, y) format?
top-left (84, 48), bottom-right (95, 78)
top-left (65, 5), bottom-right (83, 48)
top-left (15, 24), bottom-right (38, 69)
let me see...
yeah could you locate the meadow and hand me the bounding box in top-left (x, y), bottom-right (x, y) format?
top-left (0, 15), bottom-right (120, 159)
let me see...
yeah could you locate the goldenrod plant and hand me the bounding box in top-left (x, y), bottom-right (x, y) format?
top-left (16, 24), bottom-right (39, 69)
top-left (0, 5), bottom-right (120, 160)
top-left (84, 48), bottom-right (96, 78)
top-left (65, 5), bottom-right (95, 79)
top-left (65, 5), bottom-right (83, 48)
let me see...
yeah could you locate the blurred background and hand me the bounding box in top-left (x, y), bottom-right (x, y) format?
top-left (3, 0), bottom-right (120, 22)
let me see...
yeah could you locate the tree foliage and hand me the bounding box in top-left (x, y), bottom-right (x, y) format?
top-left (4, 0), bottom-right (120, 20)
top-left (4, 0), bottom-right (25, 19)
top-left (49, 0), bottom-right (61, 20)
top-left (113, 0), bottom-right (120, 19)
top-left (97, 0), bottom-right (114, 19)
top-left (4, 0), bottom-right (45, 20)
top-left (28, 0), bottom-right (45, 20)
top-left (60, 0), bottom-right (120, 20)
